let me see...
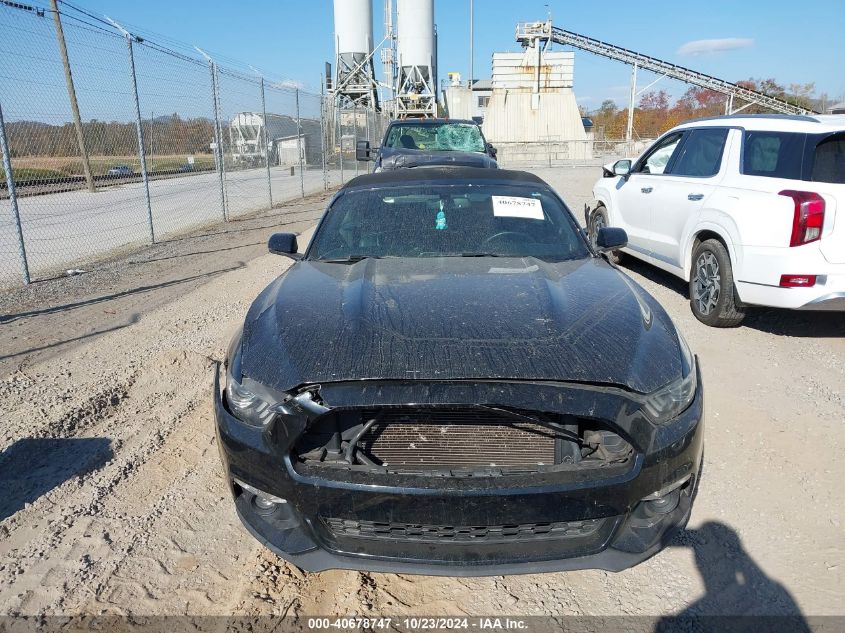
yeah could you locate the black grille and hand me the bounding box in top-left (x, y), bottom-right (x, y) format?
top-left (322, 517), bottom-right (604, 543)
top-left (358, 408), bottom-right (556, 468)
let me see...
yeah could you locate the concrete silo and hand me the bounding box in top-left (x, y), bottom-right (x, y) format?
top-left (332, 0), bottom-right (378, 108)
top-left (395, 0), bottom-right (436, 117)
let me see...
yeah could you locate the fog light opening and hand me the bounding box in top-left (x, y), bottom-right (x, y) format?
top-left (252, 494), bottom-right (283, 516)
top-left (644, 488), bottom-right (681, 516)
top-left (234, 478), bottom-right (287, 515)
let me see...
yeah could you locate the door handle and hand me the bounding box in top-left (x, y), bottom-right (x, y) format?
top-left (688, 193), bottom-right (704, 201)
top-left (641, 187), bottom-right (653, 194)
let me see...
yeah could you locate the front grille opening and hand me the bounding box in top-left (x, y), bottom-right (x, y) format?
top-left (293, 407), bottom-right (633, 475)
top-left (322, 516), bottom-right (606, 543)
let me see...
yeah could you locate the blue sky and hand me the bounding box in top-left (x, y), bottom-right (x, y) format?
top-left (10, 0), bottom-right (845, 116)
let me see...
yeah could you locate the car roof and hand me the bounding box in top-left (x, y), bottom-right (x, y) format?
top-left (674, 113), bottom-right (845, 134)
top-left (387, 118), bottom-right (479, 127)
top-left (342, 167), bottom-right (548, 190)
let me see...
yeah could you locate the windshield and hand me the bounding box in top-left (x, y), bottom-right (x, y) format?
top-left (384, 123), bottom-right (486, 153)
top-left (308, 184), bottom-right (590, 262)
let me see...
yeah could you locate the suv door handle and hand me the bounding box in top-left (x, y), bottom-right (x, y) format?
top-left (641, 187), bottom-right (653, 194)
top-left (688, 193), bottom-right (704, 201)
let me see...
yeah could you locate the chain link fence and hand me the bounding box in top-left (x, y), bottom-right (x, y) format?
top-left (491, 138), bottom-right (656, 169)
top-left (0, 1), bottom-right (388, 288)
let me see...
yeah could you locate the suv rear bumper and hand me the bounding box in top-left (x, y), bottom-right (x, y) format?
top-left (737, 245), bottom-right (845, 310)
top-left (737, 280), bottom-right (845, 311)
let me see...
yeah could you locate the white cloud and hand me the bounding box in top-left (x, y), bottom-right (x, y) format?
top-left (274, 79), bottom-right (305, 90)
top-left (676, 38), bottom-right (754, 56)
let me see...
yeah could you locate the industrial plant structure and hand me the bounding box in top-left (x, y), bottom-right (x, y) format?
top-left (394, 0), bottom-right (437, 117)
top-left (329, 0), bottom-right (437, 118)
top-left (331, 0), bottom-right (379, 109)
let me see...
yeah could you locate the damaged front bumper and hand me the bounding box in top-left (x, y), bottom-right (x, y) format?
top-left (212, 369), bottom-right (704, 576)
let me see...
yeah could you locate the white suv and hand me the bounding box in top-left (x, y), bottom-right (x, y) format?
top-left (590, 114), bottom-right (845, 327)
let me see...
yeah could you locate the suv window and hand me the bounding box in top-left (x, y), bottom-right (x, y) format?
top-left (635, 132), bottom-right (684, 175)
top-left (670, 128), bottom-right (728, 177)
top-left (811, 133), bottom-right (845, 184)
top-left (742, 131), bottom-right (804, 179)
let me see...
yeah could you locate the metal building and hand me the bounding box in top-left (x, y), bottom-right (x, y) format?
top-left (395, 0), bottom-right (437, 117)
top-left (332, 0), bottom-right (379, 108)
top-left (229, 112), bottom-right (322, 167)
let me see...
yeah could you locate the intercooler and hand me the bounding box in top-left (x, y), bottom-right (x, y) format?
top-left (357, 408), bottom-right (557, 468)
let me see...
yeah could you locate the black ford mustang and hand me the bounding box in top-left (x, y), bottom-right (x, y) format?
top-left (214, 167), bottom-right (703, 575)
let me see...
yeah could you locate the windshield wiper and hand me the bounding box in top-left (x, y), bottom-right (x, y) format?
top-left (317, 254), bottom-right (384, 264)
top-left (459, 252), bottom-right (504, 258)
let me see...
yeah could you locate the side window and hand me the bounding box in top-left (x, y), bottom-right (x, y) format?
top-left (742, 131), bottom-right (804, 179)
top-left (635, 132), bottom-right (684, 175)
top-left (811, 133), bottom-right (845, 184)
top-left (669, 128), bottom-right (729, 177)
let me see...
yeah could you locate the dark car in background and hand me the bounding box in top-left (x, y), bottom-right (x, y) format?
top-left (214, 167), bottom-right (704, 575)
top-left (356, 118), bottom-right (498, 171)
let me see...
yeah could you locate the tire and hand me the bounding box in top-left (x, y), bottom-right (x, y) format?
top-left (689, 239), bottom-right (746, 327)
top-left (588, 205), bottom-right (623, 265)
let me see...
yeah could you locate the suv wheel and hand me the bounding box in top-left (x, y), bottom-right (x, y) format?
top-left (589, 205), bottom-right (623, 264)
top-left (689, 239), bottom-right (745, 327)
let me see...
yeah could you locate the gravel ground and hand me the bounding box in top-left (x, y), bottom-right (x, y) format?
top-left (0, 166), bottom-right (843, 621)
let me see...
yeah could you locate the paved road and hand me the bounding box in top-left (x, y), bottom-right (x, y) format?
top-left (0, 164), bottom-right (359, 288)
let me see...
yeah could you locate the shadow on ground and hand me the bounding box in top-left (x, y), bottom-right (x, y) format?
top-left (618, 257), bottom-right (845, 338)
top-left (0, 437), bottom-right (113, 522)
top-left (656, 521), bottom-right (811, 631)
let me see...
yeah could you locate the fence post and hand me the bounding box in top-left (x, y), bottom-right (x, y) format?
top-left (259, 77), bottom-right (273, 209)
top-left (339, 101), bottom-right (344, 185)
top-left (319, 79), bottom-right (328, 191)
top-left (295, 88), bottom-right (304, 199)
top-left (123, 34), bottom-right (155, 244)
top-left (0, 100), bottom-right (30, 285)
top-left (365, 108), bottom-right (370, 174)
top-left (209, 61), bottom-right (228, 222)
top-left (354, 104), bottom-right (359, 178)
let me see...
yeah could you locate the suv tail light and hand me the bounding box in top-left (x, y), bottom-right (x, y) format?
top-left (779, 190), bottom-right (825, 247)
top-left (779, 274), bottom-right (817, 287)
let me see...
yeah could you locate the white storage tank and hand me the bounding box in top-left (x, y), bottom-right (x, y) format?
top-left (333, 0), bottom-right (373, 57)
top-left (395, 0), bottom-right (436, 116)
top-left (396, 0), bottom-right (434, 72)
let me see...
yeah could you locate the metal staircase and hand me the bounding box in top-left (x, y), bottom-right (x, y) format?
top-left (516, 22), bottom-right (816, 116)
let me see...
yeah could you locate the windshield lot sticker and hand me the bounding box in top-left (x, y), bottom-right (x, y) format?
top-left (492, 196), bottom-right (544, 220)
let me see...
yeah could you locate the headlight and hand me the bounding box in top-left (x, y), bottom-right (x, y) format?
top-left (641, 331), bottom-right (697, 425)
top-left (224, 332), bottom-right (276, 428)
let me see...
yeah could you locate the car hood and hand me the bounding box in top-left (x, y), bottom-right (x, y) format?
top-left (379, 148), bottom-right (497, 170)
top-left (240, 257), bottom-right (682, 395)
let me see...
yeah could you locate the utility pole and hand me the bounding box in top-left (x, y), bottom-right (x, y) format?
top-left (50, 0), bottom-right (95, 192)
top-left (626, 62), bottom-right (638, 144)
top-left (469, 0), bottom-right (473, 87)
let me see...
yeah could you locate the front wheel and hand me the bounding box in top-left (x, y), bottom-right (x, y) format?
top-left (689, 239), bottom-right (745, 327)
top-left (588, 205), bottom-right (623, 264)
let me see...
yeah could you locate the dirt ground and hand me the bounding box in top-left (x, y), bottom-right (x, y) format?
top-left (0, 167), bottom-right (843, 621)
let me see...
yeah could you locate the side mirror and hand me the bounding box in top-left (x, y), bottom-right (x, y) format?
top-left (268, 232), bottom-right (301, 259)
top-left (596, 227), bottom-right (628, 252)
top-left (613, 159), bottom-right (632, 177)
top-left (486, 142), bottom-right (497, 159)
top-left (356, 140), bottom-right (372, 161)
